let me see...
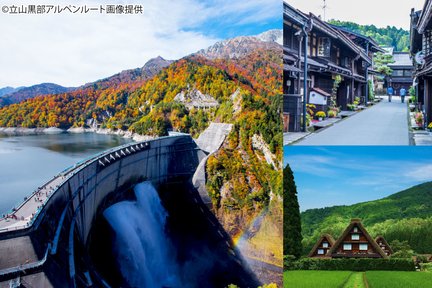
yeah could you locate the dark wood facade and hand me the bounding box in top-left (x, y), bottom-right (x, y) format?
top-left (327, 219), bottom-right (387, 259)
top-left (308, 234), bottom-right (335, 258)
top-left (375, 236), bottom-right (394, 256)
top-left (410, 1), bottom-right (432, 127)
top-left (283, 3), bottom-right (308, 132)
top-left (283, 3), bottom-right (382, 132)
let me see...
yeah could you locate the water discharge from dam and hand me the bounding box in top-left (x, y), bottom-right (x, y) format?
top-left (90, 180), bottom-right (260, 288)
top-left (104, 182), bottom-right (184, 287)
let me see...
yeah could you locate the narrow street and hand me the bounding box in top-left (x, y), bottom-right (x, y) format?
top-left (295, 96), bottom-right (409, 145)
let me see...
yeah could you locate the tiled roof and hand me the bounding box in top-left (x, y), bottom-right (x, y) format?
top-left (388, 52), bottom-right (412, 67)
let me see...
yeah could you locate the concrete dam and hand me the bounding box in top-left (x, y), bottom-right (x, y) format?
top-left (0, 133), bottom-right (259, 287)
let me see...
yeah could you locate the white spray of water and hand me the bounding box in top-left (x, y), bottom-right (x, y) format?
top-left (104, 181), bottom-right (182, 288)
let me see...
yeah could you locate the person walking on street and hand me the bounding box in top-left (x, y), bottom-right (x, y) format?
top-left (400, 87), bottom-right (407, 103)
top-left (387, 86), bottom-right (393, 102)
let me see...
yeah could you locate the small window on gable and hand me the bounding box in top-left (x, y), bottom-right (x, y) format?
top-left (353, 227), bottom-right (358, 232)
top-left (352, 234), bottom-right (360, 240)
top-left (317, 249), bottom-right (325, 255)
top-left (322, 242), bottom-right (329, 248)
top-left (343, 244), bottom-right (352, 250)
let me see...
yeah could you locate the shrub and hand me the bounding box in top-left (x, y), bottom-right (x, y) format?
top-left (428, 122), bottom-right (432, 129)
top-left (316, 111), bottom-right (326, 118)
top-left (284, 255), bottom-right (297, 270)
top-left (416, 255), bottom-right (429, 263)
top-left (285, 258), bottom-right (415, 271)
top-left (420, 263), bottom-right (432, 271)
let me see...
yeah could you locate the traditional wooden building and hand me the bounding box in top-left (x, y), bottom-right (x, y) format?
top-left (283, 2), bottom-right (382, 132)
top-left (410, 0), bottom-right (432, 127)
top-left (375, 236), bottom-right (394, 256)
top-left (308, 234), bottom-right (335, 258)
top-left (328, 219), bottom-right (388, 259)
top-left (283, 2), bottom-right (309, 132)
top-left (387, 52), bottom-right (413, 95)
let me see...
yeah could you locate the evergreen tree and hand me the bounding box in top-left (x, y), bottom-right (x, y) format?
top-left (283, 164), bottom-right (302, 258)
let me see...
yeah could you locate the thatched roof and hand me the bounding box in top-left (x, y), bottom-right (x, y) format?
top-left (308, 233), bottom-right (336, 257)
top-left (328, 219), bottom-right (388, 258)
top-left (375, 235), bottom-right (394, 255)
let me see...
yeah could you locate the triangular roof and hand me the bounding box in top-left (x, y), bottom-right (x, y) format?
top-left (329, 219), bottom-right (388, 258)
top-left (308, 233), bottom-right (335, 257)
top-left (375, 235), bottom-right (394, 254)
top-left (375, 235), bottom-right (394, 255)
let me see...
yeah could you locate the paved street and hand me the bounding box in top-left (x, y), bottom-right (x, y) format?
top-left (295, 96), bottom-right (409, 145)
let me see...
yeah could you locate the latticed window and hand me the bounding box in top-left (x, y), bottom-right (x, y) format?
top-left (423, 30), bottom-right (432, 57)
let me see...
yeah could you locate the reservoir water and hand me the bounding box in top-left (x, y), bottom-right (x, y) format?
top-left (0, 133), bottom-right (132, 214)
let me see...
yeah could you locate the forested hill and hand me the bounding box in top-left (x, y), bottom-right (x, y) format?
top-left (301, 182), bottom-right (432, 255)
top-left (329, 20), bottom-right (410, 51)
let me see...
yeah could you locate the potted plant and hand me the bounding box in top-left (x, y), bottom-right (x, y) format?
top-left (316, 111), bottom-right (326, 121)
top-left (306, 104), bottom-right (316, 127)
top-left (415, 112), bottom-right (424, 128)
top-left (327, 110), bottom-right (337, 118)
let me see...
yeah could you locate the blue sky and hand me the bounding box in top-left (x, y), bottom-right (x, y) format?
top-left (189, 0), bottom-right (281, 39)
top-left (284, 146), bottom-right (432, 211)
top-left (0, 0), bottom-right (281, 87)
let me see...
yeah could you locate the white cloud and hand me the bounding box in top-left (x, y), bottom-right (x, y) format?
top-left (0, 0), bottom-right (279, 87)
top-left (404, 164), bottom-right (432, 182)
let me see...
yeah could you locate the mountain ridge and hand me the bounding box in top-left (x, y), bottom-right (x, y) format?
top-left (195, 29), bottom-right (282, 60)
top-left (0, 83), bottom-right (71, 107)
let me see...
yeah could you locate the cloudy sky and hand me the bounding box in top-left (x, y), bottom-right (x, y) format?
top-left (284, 146), bottom-right (432, 211)
top-left (0, 0), bottom-right (281, 87)
top-left (285, 0), bottom-right (424, 30)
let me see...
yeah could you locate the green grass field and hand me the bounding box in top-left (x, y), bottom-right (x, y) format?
top-left (366, 271), bottom-right (432, 288)
top-left (283, 271), bottom-right (352, 288)
top-left (284, 271), bottom-right (432, 288)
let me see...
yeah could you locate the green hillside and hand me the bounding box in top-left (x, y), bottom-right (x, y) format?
top-left (301, 182), bottom-right (432, 255)
top-left (329, 20), bottom-right (410, 51)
